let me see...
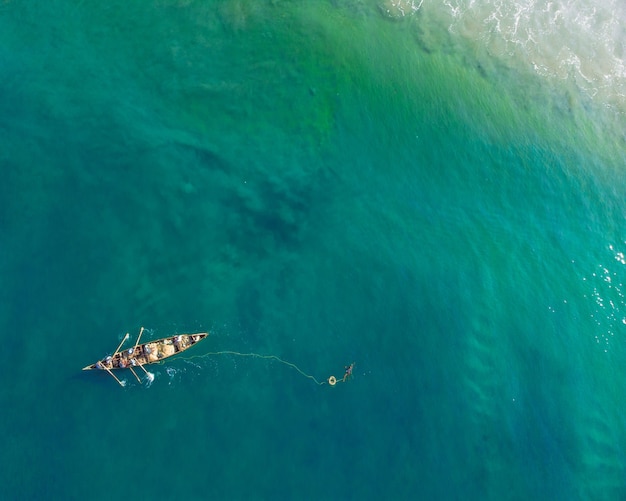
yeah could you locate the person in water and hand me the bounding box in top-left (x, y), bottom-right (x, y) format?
top-left (343, 363), bottom-right (354, 382)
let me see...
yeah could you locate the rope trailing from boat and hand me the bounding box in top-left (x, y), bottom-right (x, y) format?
top-left (179, 350), bottom-right (354, 387)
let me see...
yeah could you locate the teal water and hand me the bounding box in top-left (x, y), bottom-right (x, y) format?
top-left (1, 1), bottom-right (626, 499)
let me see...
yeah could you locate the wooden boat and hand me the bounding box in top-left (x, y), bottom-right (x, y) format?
top-left (83, 327), bottom-right (208, 386)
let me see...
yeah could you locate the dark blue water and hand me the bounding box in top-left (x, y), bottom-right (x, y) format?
top-left (1, 1), bottom-right (625, 499)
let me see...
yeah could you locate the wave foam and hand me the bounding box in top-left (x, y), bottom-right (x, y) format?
top-left (379, 0), bottom-right (423, 19)
top-left (412, 0), bottom-right (625, 109)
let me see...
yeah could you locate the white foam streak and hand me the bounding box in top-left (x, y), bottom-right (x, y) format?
top-left (380, 0), bottom-right (423, 18)
top-left (419, 0), bottom-right (626, 108)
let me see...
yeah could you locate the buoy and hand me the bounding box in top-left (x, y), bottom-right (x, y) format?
top-left (328, 376), bottom-right (337, 386)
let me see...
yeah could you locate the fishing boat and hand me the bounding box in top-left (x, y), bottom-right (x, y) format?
top-left (82, 327), bottom-right (208, 386)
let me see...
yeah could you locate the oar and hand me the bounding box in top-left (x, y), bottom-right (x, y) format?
top-left (136, 361), bottom-right (151, 376)
top-left (112, 332), bottom-right (130, 358)
top-left (131, 327), bottom-right (145, 355)
top-left (128, 366), bottom-right (142, 383)
top-left (135, 360), bottom-right (155, 382)
top-left (100, 363), bottom-right (125, 387)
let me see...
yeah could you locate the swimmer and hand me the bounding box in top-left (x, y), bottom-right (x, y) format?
top-left (343, 363), bottom-right (354, 382)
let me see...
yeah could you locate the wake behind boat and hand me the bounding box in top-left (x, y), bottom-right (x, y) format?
top-left (83, 327), bottom-right (208, 386)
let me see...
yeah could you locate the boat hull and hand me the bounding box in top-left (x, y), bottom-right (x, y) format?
top-left (82, 333), bottom-right (208, 371)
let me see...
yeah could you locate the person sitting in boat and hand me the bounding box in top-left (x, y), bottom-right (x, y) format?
top-left (99, 356), bottom-right (113, 369)
top-left (98, 358), bottom-right (112, 370)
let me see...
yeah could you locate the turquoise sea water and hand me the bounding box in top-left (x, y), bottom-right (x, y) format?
top-left (1, 1), bottom-right (625, 499)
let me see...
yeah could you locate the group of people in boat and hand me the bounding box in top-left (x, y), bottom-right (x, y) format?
top-left (95, 335), bottom-right (197, 370)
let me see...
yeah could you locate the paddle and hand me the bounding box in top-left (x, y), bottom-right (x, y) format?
top-left (112, 332), bottom-right (130, 358)
top-left (135, 360), bottom-right (155, 382)
top-left (100, 362), bottom-right (125, 387)
top-left (128, 366), bottom-right (142, 383)
top-left (132, 327), bottom-right (145, 354)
